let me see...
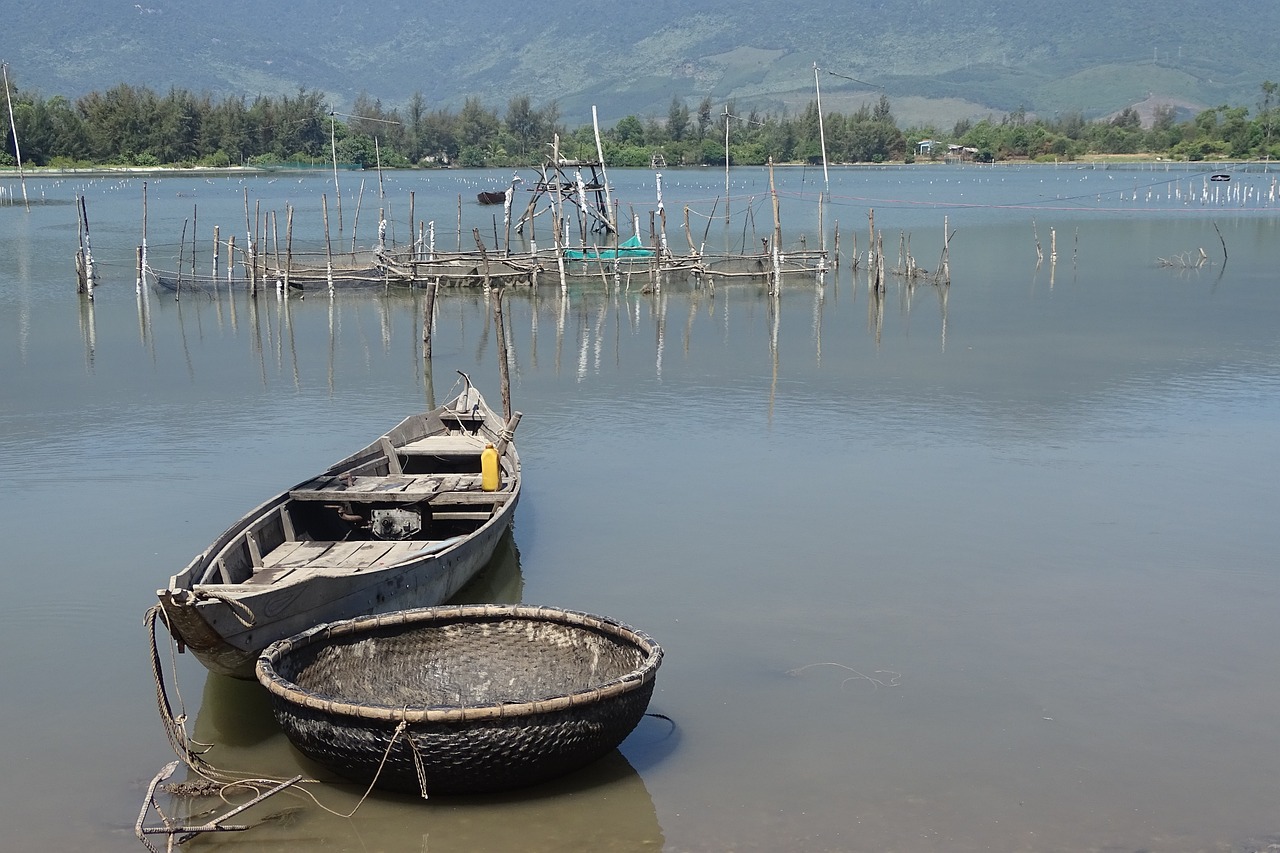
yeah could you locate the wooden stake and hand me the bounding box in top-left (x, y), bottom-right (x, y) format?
top-left (423, 280), bottom-right (437, 359)
top-left (493, 286), bottom-right (512, 421)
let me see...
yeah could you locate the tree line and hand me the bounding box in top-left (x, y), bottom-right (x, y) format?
top-left (3, 79), bottom-right (1279, 170)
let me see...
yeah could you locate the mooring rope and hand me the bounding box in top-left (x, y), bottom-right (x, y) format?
top-left (143, 604), bottom-right (410, 822)
top-left (143, 605), bottom-right (218, 776)
top-left (190, 589), bottom-right (256, 627)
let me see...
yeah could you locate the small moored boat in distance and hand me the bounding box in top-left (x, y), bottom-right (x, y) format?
top-left (477, 190), bottom-right (507, 205)
top-left (1210, 173), bottom-right (1231, 181)
top-left (156, 373), bottom-right (521, 678)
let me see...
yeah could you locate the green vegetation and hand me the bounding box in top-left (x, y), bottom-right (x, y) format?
top-left (5, 81), bottom-right (1280, 171)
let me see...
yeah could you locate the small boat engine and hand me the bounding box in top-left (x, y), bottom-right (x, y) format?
top-left (370, 508), bottom-right (422, 540)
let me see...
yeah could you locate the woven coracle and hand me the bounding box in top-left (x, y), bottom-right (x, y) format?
top-left (255, 604), bottom-right (663, 794)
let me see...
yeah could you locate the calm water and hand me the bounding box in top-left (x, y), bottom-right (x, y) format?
top-left (2, 164), bottom-right (1278, 852)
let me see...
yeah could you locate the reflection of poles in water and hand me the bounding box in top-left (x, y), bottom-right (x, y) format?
top-left (528, 282), bottom-right (540, 370)
top-left (248, 288), bottom-right (268, 389)
top-left (768, 290), bottom-right (779, 427)
top-left (283, 292), bottom-right (300, 390)
top-left (78, 290), bottom-right (96, 370)
top-left (327, 296), bottom-right (336, 393)
top-left (135, 265), bottom-right (150, 348)
top-left (868, 273), bottom-right (885, 348)
top-left (593, 295), bottom-right (607, 374)
top-left (422, 278), bottom-right (438, 363)
top-left (556, 286), bottom-right (567, 376)
top-left (813, 275), bottom-right (824, 367)
top-left (174, 298), bottom-right (195, 382)
top-left (939, 275), bottom-right (949, 353)
top-left (654, 287), bottom-right (667, 380)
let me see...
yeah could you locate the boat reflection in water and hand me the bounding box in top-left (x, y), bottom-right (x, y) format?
top-left (178, 531), bottom-right (668, 849)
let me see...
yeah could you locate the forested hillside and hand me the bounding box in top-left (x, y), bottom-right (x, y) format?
top-left (2, 0), bottom-right (1278, 126)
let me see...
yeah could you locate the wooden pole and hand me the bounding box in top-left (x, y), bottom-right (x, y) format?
top-left (473, 228), bottom-right (492, 290)
top-left (2, 62), bottom-right (29, 211)
top-left (351, 178), bottom-right (365, 256)
top-left (176, 217), bottom-right (187, 298)
top-left (591, 105), bottom-right (616, 232)
top-left (724, 105), bottom-right (731, 226)
top-left (322, 193), bottom-right (334, 296)
top-left (141, 180), bottom-right (148, 281)
top-left (79, 195), bottom-right (96, 295)
top-left (271, 210), bottom-right (281, 292)
top-left (190, 204), bottom-right (198, 280)
top-left (408, 191), bottom-right (416, 259)
top-left (212, 224), bottom-right (220, 282)
top-left (768, 157), bottom-right (782, 292)
top-left (329, 115), bottom-right (343, 236)
top-left (493, 286), bottom-right (512, 421)
top-left (285, 205), bottom-right (294, 292)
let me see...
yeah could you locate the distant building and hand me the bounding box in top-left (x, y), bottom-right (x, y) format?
top-left (917, 139), bottom-right (938, 156)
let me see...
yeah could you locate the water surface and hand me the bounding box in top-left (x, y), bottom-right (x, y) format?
top-left (2, 164), bottom-right (1278, 852)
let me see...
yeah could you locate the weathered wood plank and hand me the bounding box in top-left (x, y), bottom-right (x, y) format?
top-left (244, 566), bottom-right (298, 586)
top-left (330, 541), bottom-right (399, 568)
top-left (399, 435), bottom-right (488, 456)
top-left (270, 541), bottom-right (336, 568)
top-left (262, 541), bottom-right (309, 568)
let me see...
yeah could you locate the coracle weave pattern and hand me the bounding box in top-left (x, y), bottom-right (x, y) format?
top-left (256, 604), bottom-right (662, 794)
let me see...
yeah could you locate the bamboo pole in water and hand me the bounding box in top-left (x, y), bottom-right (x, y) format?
top-left (190, 205), bottom-right (198, 280)
top-left (285, 205), bottom-right (294, 292)
top-left (271, 211), bottom-right (281, 293)
top-left (2, 62), bottom-right (29, 211)
top-left (322, 193), bottom-right (334, 296)
top-left (422, 280), bottom-right (437, 360)
top-left (141, 181), bottom-right (149, 285)
top-left (493, 286), bottom-right (512, 421)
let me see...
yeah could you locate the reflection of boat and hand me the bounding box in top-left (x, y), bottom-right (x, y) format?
top-left (1211, 173), bottom-right (1231, 181)
top-left (257, 604), bottom-right (663, 794)
top-left (157, 374), bottom-right (522, 679)
top-left (477, 190), bottom-right (507, 205)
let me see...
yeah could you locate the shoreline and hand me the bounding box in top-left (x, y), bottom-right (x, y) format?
top-left (1, 157), bottom-right (1273, 180)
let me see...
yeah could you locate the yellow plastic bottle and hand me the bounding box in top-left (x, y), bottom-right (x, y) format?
top-left (480, 442), bottom-right (500, 492)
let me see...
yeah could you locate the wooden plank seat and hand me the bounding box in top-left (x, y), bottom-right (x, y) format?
top-left (246, 539), bottom-right (460, 583)
top-left (398, 434), bottom-right (488, 457)
top-left (288, 473), bottom-right (509, 504)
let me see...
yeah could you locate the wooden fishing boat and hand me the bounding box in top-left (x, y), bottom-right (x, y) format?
top-left (477, 190), bottom-right (507, 205)
top-left (256, 604), bottom-right (663, 794)
top-left (157, 374), bottom-right (522, 679)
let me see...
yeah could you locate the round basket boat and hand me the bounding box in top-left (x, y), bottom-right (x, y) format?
top-left (255, 604), bottom-right (663, 795)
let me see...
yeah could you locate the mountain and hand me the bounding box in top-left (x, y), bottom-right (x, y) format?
top-left (4, 1), bottom-right (1277, 128)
